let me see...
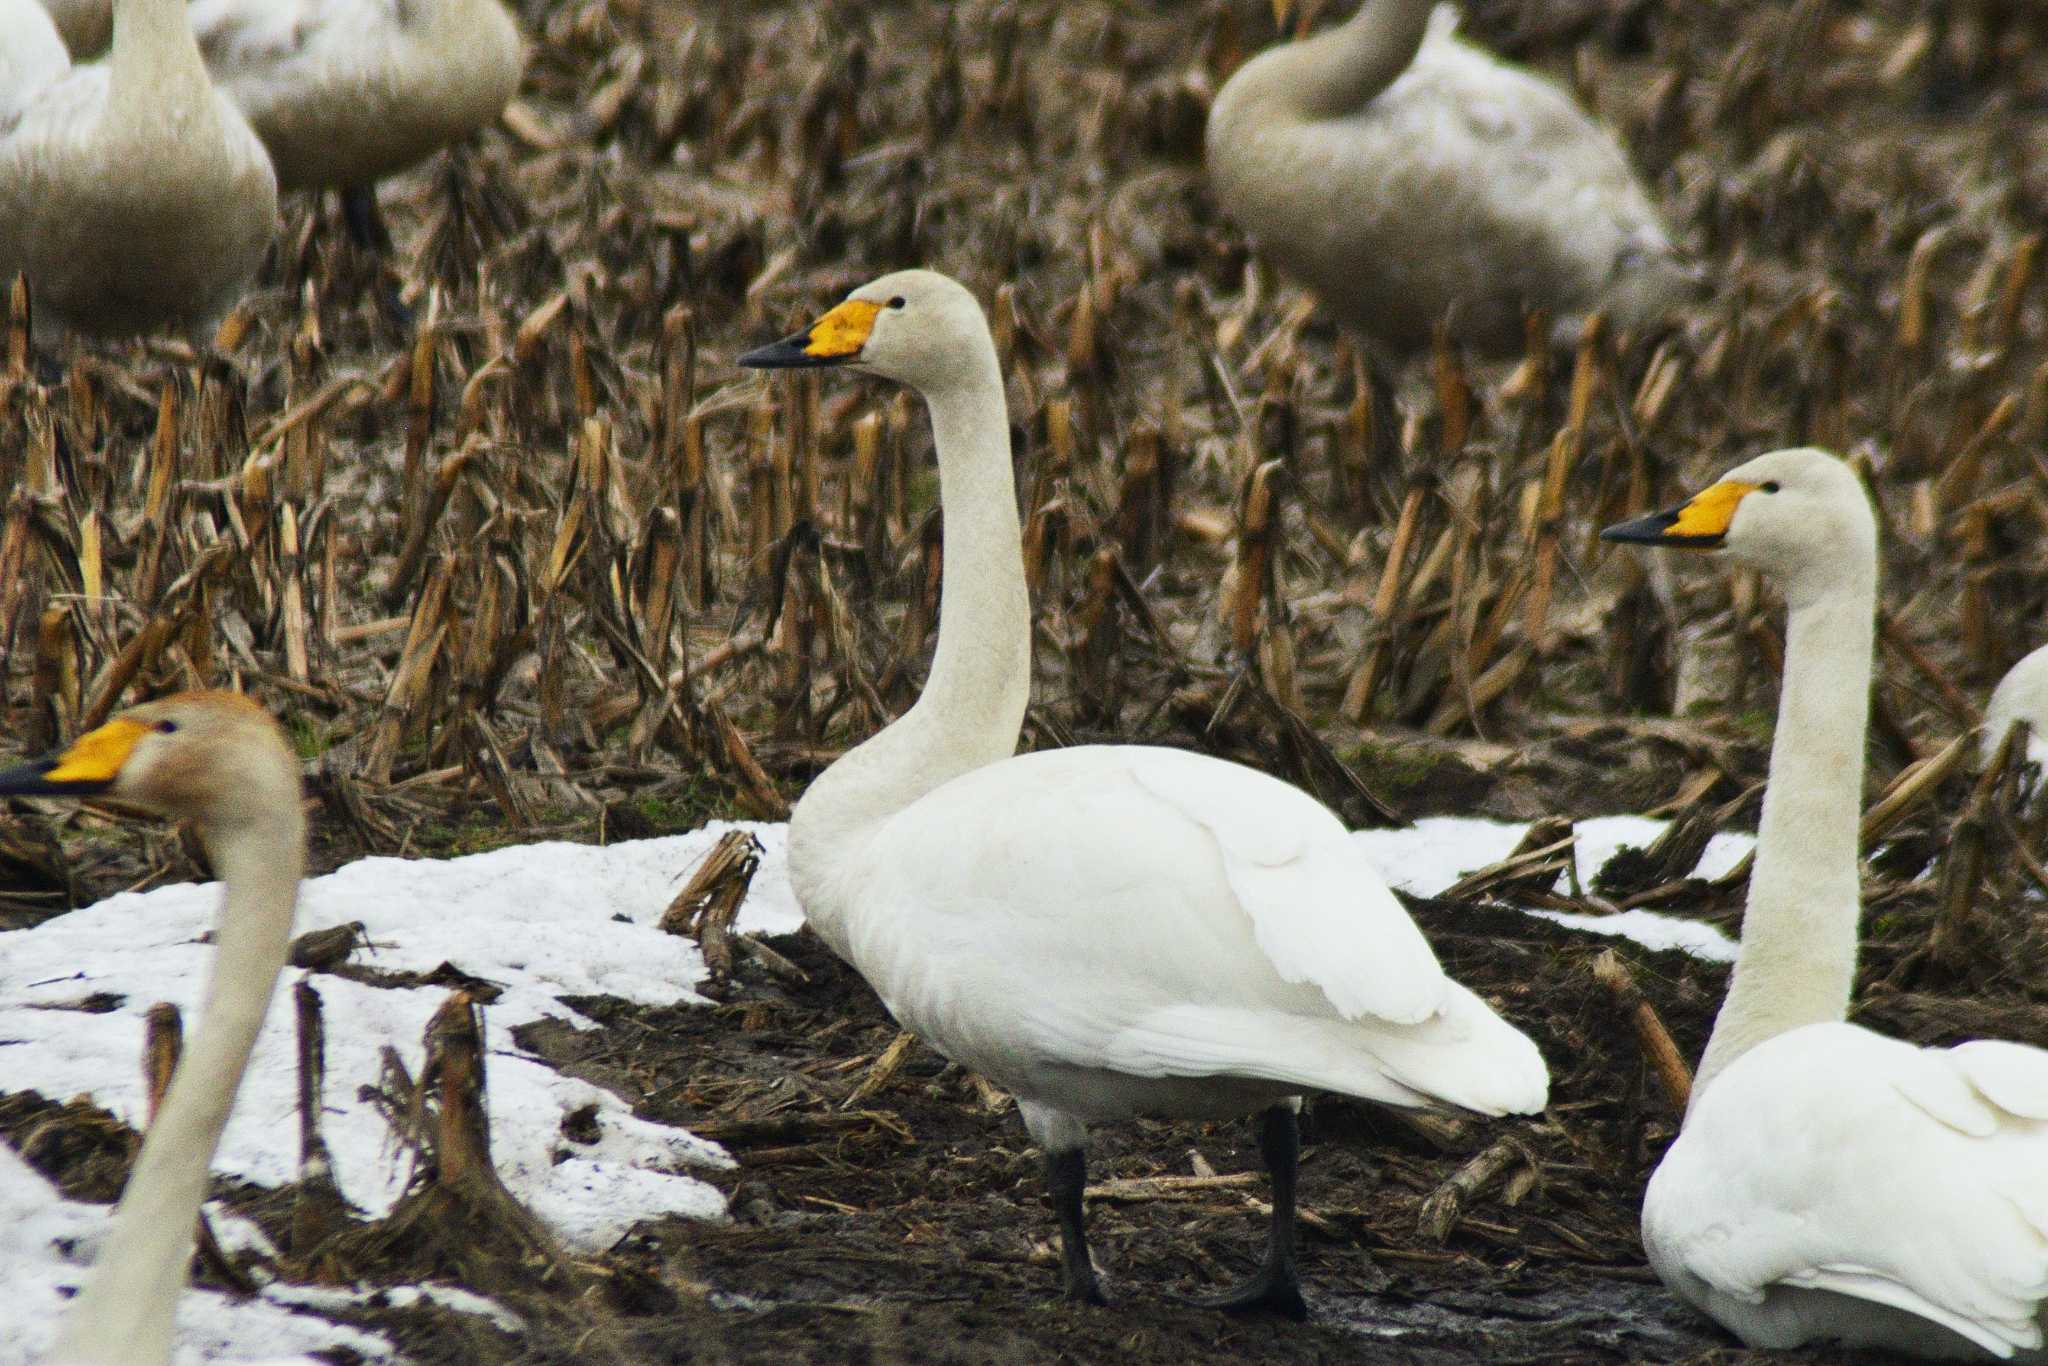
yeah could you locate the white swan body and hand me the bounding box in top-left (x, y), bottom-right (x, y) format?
top-left (0, 0), bottom-right (277, 338)
top-left (1985, 644), bottom-right (2048, 769)
top-left (190, 0), bottom-right (523, 191)
top-left (742, 270), bottom-right (1547, 1313)
top-left (0, 691), bottom-right (304, 1366)
top-left (1605, 448), bottom-right (2048, 1359)
top-left (1207, 1), bottom-right (1692, 352)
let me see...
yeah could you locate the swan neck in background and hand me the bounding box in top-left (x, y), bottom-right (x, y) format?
top-left (1692, 563), bottom-right (1874, 1104)
top-left (109, 0), bottom-right (209, 121)
top-left (47, 808), bottom-right (303, 1366)
top-left (787, 331), bottom-right (1030, 939)
top-left (1253, 0), bottom-right (1436, 122)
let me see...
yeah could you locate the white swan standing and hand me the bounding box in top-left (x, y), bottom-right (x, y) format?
top-left (1985, 643), bottom-right (2048, 769)
top-left (0, 693), bottom-right (304, 1366)
top-left (1604, 448), bottom-right (2048, 1359)
top-left (1206, 0), bottom-right (1693, 352)
top-left (0, 0), bottom-right (277, 338)
top-left (188, 0), bottom-right (524, 249)
top-left (740, 269), bottom-right (1549, 1316)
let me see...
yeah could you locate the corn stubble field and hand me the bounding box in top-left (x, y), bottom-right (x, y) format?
top-left (3, 0), bottom-right (2048, 1361)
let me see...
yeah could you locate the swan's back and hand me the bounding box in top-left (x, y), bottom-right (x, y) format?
top-left (1207, 4), bottom-right (1691, 351)
top-left (1644, 1022), bottom-right (2048, 1357)
top-left (830, 744), bottom-right (1548, 1123)
top-left (1985, 643), bottom-right (2048, 768)
top-left (193, 0), bottom-right (523, 190)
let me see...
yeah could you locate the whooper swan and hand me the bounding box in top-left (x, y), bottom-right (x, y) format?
top-left (188, 0), bottom-right (524, 248)
top-left (0, 0), bottom-right (277, 338)
top-left (0, 692), bottom-right (303, 1366)
top-left (1206, 0), bottom-right (1694, 353)
top-left (740, 269), bottom-right (1549, 1316)
top-left (1604, 448), bottom-right (2048, 1359)
top-left (1984, 643), bottom-right (2048, 770)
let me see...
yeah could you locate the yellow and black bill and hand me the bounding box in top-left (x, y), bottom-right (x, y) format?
top-left (0, 717), bottom-right (149, 797)
top-left (1599, 481), bottom-right (1760, 549)
top-left (739, 298), bottom-right (882, 370)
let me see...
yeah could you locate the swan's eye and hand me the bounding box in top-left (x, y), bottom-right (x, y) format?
top-left (887, 297), bottom-right (906, 310)
top-left (1760, 482), bottom-right (1781, 493)
top-left (155, 720), bottom-right (179, 734)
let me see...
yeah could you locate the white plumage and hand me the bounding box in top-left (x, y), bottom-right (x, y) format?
top-left (1207, 0), bottom-right (1693, 352)
top-left (190, 0), bottom-right (524, 193)
top-left (0, 0), bottom-right (277, 338)
top-left (1985, 643), bottom-right (2048, 769)
top-left (1607, 447), bottom-right (2048, 1359)
top-left (742, 269), bottom-right (1547, 1315)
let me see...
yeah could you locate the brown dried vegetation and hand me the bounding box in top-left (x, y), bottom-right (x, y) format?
top-left (4, 0), bottom-right (2048, 1361)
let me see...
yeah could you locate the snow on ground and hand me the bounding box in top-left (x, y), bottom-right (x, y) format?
top-left (0, 809), bottom-right (1744, 1362)
top-left (0, 821), bottom-right (796, 1366)
top-left (1353, 815), bottom-right (1749, 963)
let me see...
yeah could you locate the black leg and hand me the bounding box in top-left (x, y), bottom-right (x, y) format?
top-left (1184, 1104), bottom-right (1308, 1319)
top-left (341, 186), bottom-right (392, 254)
top-left (1046, 1146), bottom-right (1106, 1306)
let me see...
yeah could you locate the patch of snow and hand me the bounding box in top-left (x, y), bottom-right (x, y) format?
top-left (0, 823), bottom-right (785, 1365)
top-left (1352, 815), bottom-right (1751, 962)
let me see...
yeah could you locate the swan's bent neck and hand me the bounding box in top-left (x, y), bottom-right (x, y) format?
top-left (48, 808), bottom-right (303, 1366)
top-left (787, 340), bottom-right (1031, 939)
top-left (1693, 564), bottom-right (1875, 1103)
top-left (1224, 0), bottom-right (1437, 125)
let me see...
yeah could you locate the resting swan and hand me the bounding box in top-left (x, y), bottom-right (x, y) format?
top-left (188, 0), bottom-right (524, 247)
top-left (0, 0), bottom-right (277, 338)
top-left (740, 269), bottom-right (1548, 1316)
top-left (1984, 643), bottom-right (2048, 770)
top-left (0, 693), bottom-right (304, 1366)
top-left (1604, 448), bottom-right (2048, 1359)
top-left (1206, 0), bottom-right (1694, 352)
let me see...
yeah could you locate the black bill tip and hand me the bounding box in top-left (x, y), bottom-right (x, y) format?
top-left (1599, 508), bottom-right (1723, 548)
top-left (0, 758), bottom-right (110, 798)
top-left (739, 334), bottom-right (844, 370)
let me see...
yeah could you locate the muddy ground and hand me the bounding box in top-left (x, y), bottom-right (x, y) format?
top-left (7, 0), bottom-right (2048, 1360)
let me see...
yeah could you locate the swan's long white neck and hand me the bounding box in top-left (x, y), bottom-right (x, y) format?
top-left (1692, 559), bottom-right (1874, 1103)
top-left (1223, 0), bottom-right (1437, 124)
top-left (49, 808), bottom-right (303, 1366)
top-left (108, 0), bottom-right (213, 125)
top-left (786, 336), bottom-right (1031, 944)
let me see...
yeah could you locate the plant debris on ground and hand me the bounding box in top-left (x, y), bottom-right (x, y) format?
top-left (4, 0), bottom-right (2048, 1360)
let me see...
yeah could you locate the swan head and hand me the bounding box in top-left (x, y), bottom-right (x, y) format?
top-left (0, 691), bottom-right (300, 835)
top-left (739, 270), bottom-right (991, 392)
top-left (1599, 447), bottom-right (1876, 604)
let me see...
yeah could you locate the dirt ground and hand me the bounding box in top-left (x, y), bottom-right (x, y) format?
top-left (6, 0), bottom-right (2048, 1360)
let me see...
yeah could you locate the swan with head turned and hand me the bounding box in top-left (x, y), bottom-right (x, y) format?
top-left (0, 0), bottom-right (277, 338)
top-left (0, 692), bottom-right (304, 1365)
top-left (740, 269), bottom-right (1548, 1316)
top-left (1206, 0), bottom-right (1694, 353)
top-left (1604, 448), bottom-right (2048, 1359)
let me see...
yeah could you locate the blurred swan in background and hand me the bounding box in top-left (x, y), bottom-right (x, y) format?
top-left (1207, 0), bottom-right (1694, 352)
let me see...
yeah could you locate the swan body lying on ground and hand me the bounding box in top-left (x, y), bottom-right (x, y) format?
top-left (1206, 0), bottom-right (1693, 352)
top-left (1984, 643), bottom-right (2048, 769)
top-left (189, 0), bottom-right (523, 245)
top-left (1605, 449), bottom-right (2048, 1359)
top-left (741, 269), bottom-right (1549, 1316)
top-left (0, 692), bottom-right (304, 1366)
top-left (0, 0), bottom-right (277, 338)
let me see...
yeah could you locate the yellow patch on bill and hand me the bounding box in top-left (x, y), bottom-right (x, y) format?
top-left (1667, 481), bottom-right (1759, 539)
top-left (802, 299), bottom-right (883, 359)
top-left (43, 717), bottom-right (149, 784)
